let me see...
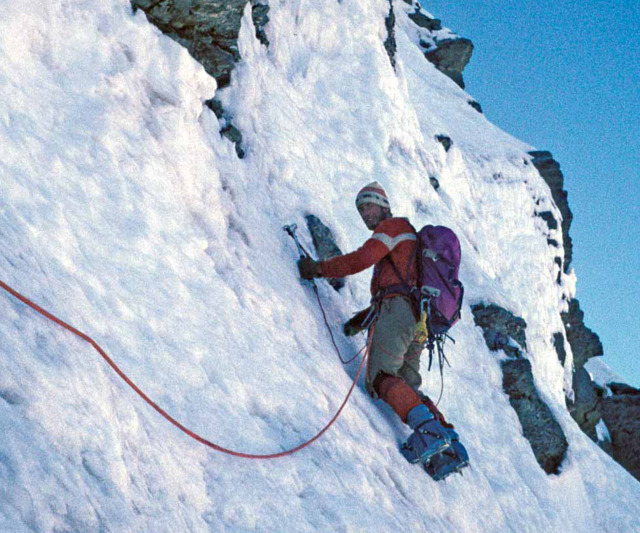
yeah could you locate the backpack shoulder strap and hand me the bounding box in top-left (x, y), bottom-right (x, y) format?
top-left (382, 220), bottom-right (419, 286)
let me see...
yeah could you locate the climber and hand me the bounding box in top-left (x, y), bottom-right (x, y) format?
top-left (298, 182), bottom-right (464, 474)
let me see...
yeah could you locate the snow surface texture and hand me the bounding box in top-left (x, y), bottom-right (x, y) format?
top-left (1, 0), bottom-right (638, 531)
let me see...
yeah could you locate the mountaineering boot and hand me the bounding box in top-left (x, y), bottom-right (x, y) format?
top-left (400, 404), bottom-right (451, 464)
top-left (425, 427), bottom-right (469, 481)
top-left (416, 390), bottom-right (455, 428)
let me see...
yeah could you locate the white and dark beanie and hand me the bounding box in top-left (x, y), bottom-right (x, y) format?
top-left (355, 181), bottom-right (390, 209)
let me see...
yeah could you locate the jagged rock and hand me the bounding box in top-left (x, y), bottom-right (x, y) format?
top-left (609, 382), bottom-right (640, 396)
top-left (468, 100), bottom-right (483, 113)
top-left (529, 151), bottom-right (573, 272)
top-left (537, 211), bottom-right (558, 231)
top-left (404, 2), bottom-right (471, 87)
top-left (559, 299), bottom-right (603, 442)
top-left (553, 332), bottom-right (567, 366)
top-left (305, 215), bottom-right (345, 291)
top-left (600, 384), bottom-right (640, 481)
top-left (205, 97), bottom-right (225, 119)
top-left (571, 367), bottom-right (601, 441)
top-left (561, 298), bottom-right (603, 369)
top-left (471, 304), bottom-right (527, 359)
top-left (502, 359), bottom-right (569, 474)
top-left (384, 1), bottom-right (397, 69)
top-left (131, 0), bottom-right (250, 87)
top-left (252, 2), bottom-right (270, 47)
top-left (502, 358), bottom-right (537, 397)
top-left (557, 299), bottom-right (609, 459)
top-left (220, 124), bottom-right (245, 158)
top-left (472, 304), bottom-right (568, 474)
top-left (131, 0), bottom-right (269, 87)
top-left (425, 38), bottom-right (473, 72)
top-left (554, 257), bottom-right (563, 282)
top-left (408, 10), bottom-right (442, 31)
top-left (206, 98), bottom-right (245, 158)
top-left (435, 134), bottom-right (452, 152)
top-left (425, 38), bottom-right (473, 89)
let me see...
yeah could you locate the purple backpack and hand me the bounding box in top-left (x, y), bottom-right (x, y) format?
top-left (383, 223), bottom-right (463, 336)
top-left (415, 225), bottom-right (464, 335)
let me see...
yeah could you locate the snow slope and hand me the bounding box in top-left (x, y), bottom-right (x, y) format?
top-left (1, 0), bottom-right (638, 531)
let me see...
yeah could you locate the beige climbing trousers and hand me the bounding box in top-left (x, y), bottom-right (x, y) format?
top-left (366, 296), bottom-right (424, 397)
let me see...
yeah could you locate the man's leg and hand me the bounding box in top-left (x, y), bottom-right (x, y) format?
top-left (396, 339), bottom-right (468, 477)
top-left (416, 391), bottom-right (454, 428)
top-left (397, 340), bottom-right (423, 390)
top-left (398, 338), bottom-right (455, 428)
top-left (367, 297), bottom-right (450, 463)
top-left (373, 373), bottom-right (422, 422)
top-left (366, 297), bottom-right (417, 399)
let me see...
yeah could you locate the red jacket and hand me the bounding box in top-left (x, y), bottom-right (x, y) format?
top-left (320, 217), bottom-right (418, 298)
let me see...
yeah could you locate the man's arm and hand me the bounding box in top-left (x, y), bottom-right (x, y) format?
top-left (343, 306), bottom-right (373, 336)
top-left (319, 238), bottom-right (389, 278)
top-left (297, 218), bottom-right (414, 280)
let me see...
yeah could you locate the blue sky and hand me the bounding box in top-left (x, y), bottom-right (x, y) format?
top-left (428, 0), bottom-right (639, 385)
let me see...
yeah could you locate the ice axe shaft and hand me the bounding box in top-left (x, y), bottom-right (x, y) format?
top-left (283, 223), bottom-right (311, 258)
top-left (283, 223), bottom-right (318, 289)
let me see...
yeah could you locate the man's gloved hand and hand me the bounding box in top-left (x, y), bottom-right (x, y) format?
top-left (297, 256), bottom-right (322, 280)
top-left (343, 306), bottom-right (372, 336)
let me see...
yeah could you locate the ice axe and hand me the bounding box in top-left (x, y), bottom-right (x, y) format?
top-left (283, 223), bottom-right (318, 287)
top-left (283, 223), bottom-right (311, 259)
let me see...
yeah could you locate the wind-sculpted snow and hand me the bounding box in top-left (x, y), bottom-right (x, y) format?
top-left (0, 1), bottom-right (638, 532)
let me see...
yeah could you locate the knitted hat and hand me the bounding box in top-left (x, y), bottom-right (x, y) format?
top-left (355, 181), bottom-right (390, 209)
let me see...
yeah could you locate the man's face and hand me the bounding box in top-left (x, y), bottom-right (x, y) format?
top-left (358, 202), bottom-right (386, 230)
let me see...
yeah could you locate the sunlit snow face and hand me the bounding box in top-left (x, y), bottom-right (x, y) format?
top-left (357, 202), bottom-right (387, 230)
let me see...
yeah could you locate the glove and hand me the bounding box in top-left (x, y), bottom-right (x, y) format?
top-left (343, 307), bottom-right (372, 336)
top-left (297, 256), bottom-right (322, 280)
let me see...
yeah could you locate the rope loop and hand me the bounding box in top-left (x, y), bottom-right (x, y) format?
top-left (0, 279), bottom-right (370, 459)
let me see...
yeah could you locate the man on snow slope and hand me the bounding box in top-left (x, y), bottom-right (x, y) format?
top-left (298, 182), bottom-right (456, 467)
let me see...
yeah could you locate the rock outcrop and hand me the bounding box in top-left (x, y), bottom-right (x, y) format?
top-left (403, 0), bottom-right (473, 89)
top-left (561, 299), bottom-right (603, 369)
top-left (425, 38), bottom-right (474, 89)
top-left (205, 98), bottom-right (246, 158)
top-left (530, 151), bottom-right (638, 480)
top-left (570, 366), bottom-right (602, 441)
top-left (131, 0), bottom-right (269, 88)
top-left (305, 215), bottom-right (345, 292)
top-left (553, 332), bottom-right (567, 366)
top-left (560, 299), bottom-right (605, 440)
top-left (529, 151), bottom-right (573, 273)
top-left (472, 304), bottom-right (568, 474)
top-left (600, 383), bottom-right (640, 481)
top-left (131, 0), bottom-right (269, 157)
top-left (435, 134), bottom-right (453, 152)
top-left (384, 0), bottom-right (397, 69)
top-left (407, 8), bottom-right (442, 32)
top-left (467, 99), bottom-right (483, 113)
top-left (472, 304), bottom-right (527, 359)
top-left (502, 359), bottom-right (569, 474)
